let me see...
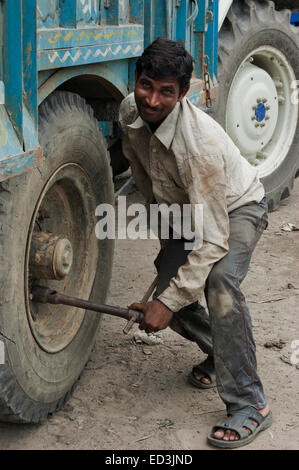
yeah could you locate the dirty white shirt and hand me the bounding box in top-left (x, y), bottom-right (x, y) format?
top-left (119, 93), bottom-right (265, 312)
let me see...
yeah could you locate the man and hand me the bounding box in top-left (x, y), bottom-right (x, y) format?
top-left (118, 38), bottom-right (272, 448)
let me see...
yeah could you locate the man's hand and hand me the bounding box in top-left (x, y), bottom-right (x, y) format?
top-left (128, 299), bottom-right (173, 334)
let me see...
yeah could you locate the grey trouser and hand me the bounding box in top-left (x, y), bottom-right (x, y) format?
top-left (155, 197), bottom-right (268, 413)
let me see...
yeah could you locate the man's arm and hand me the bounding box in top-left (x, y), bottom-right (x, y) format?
top-left (157, 153), bottom-right (229, 312)
top-left (130, 154), bottom-right (230, 333)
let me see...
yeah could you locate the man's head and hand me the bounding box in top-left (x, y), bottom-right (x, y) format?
top-left (134, 38), bottom-right (194, 128)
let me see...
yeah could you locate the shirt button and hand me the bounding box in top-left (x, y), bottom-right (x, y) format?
top-left (152, 148), bottom-right (157, 153)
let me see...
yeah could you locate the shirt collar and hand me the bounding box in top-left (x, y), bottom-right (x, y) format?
top-left (127, 101), bottom-right (181, 150)
top-left (127, 115), bottom-right (145, 130)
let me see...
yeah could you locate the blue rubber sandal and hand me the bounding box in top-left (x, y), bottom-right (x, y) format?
top-left (207, 406), bottom-right (273, 449)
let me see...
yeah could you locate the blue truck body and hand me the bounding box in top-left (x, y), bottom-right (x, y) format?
top-left (0, 0), bottom-right (219, 182)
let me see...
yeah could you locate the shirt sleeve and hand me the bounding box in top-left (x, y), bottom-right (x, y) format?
top-left (157, 153), bottom-right (230, 312)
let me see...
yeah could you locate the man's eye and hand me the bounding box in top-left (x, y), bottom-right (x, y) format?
top-left (141, 81), bottom-right (151, 88)
top-left (163, 90), bottom-right (174, 96)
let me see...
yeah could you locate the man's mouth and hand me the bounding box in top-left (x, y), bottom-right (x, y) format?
top-left (141, 105), bottom-right (160, 115)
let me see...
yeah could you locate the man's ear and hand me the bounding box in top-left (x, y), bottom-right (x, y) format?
top-left (178, 86), bottom-right (189, 102)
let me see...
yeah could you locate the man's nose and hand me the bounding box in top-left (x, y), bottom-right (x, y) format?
top-left (146, 91), bottom-right (160, 108)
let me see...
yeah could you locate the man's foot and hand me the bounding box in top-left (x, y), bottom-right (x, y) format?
top-left (208, 405), bottom-right (272, 449)
top-left (193, 369), bottom-right (211, 386)
top-left (188, 356), bottom-right (216, 389)
top-left (213, 404), bottom-right (270, 442)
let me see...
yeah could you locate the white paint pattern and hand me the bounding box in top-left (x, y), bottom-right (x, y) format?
top-left (48, 44), bottom-right (142, 64)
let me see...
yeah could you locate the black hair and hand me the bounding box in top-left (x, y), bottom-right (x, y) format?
top-left (135, 38), bottom-right (194, 92)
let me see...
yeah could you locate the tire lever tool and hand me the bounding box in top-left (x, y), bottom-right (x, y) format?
top-left (31, 279), bottom-right (157, 335)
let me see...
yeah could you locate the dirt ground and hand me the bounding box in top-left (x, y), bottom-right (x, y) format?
top-left (0, 179), bottom-right (299, 451)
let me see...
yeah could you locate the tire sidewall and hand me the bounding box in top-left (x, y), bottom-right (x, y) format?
top-left (1, 100), bottom-right (114, 403)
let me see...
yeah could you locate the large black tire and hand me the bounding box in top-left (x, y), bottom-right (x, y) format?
top-left (212, 0), bottom-right (299, 210)
top-left (0, 92), bottom-right (114, 423)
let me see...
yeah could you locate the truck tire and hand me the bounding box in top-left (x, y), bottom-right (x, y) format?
top-left (0, 91), bottom-right (114, 423)
top-left (212, 0), bottom-right (299, 210)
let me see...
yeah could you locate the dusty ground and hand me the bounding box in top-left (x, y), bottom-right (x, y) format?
top-left (0, 179), bottom-right (299, 451)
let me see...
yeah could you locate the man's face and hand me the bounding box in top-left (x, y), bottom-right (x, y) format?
top-left (134, 72), bottom-right (189, 128)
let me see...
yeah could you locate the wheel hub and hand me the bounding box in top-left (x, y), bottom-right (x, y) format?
top-left (254, 101), bottom-right (267, 122)
top-left (25, 163), bottom-right (98, 353)
top-left (225, 46), bottom-right (298, 176)
top-left (29, 232), bottom-right (73, 280)
top-left (226, 62), bottom-right (279, 159)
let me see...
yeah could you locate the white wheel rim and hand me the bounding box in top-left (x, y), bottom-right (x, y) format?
top-left (226, 46), bottom-right (298, 178)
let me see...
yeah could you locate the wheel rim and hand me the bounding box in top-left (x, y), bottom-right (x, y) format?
top-left (25, 163), bottom-right (98, 353)
top-left (226, 45), bottom-right (298, 178)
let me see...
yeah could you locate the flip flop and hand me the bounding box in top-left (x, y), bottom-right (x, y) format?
top-left (207, 406), bottom-right (273, 449)
top-left (188, 356), bottom-right (216, 389)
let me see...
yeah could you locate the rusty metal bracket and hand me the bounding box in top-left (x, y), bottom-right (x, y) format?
top-left (206, 8), bottom-right (214, 24)
top-left (203, 54), bottom-right (212, 108)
